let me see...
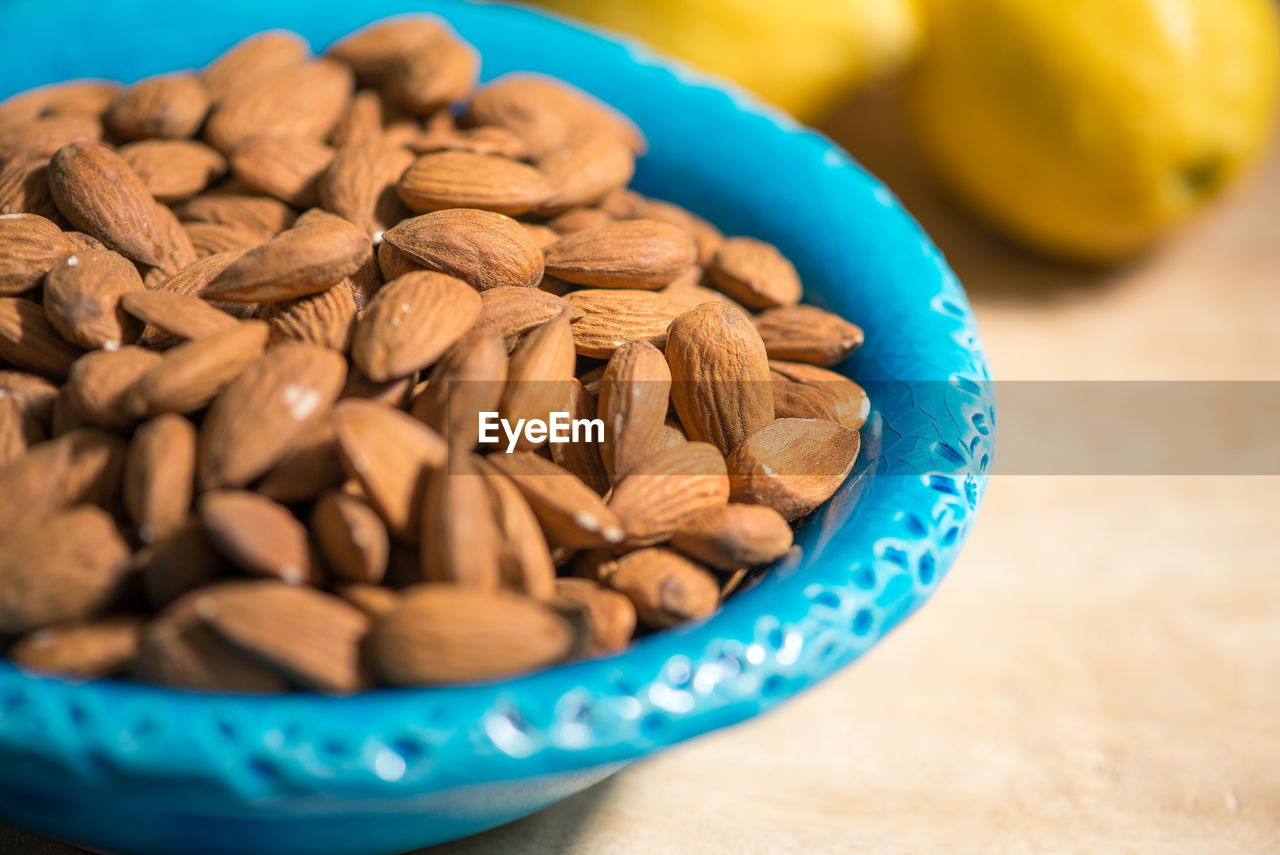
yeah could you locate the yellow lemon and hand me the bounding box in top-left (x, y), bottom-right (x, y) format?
top-left (904, 0), bottom-right (1280, 263)
top-left (536, 0), bottom-right (922, 120)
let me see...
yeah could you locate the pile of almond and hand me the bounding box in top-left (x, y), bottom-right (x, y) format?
top-left (0, 16), bottom-right (869, 692)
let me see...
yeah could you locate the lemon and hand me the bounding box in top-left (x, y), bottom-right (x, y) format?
top-left (537, 0), bottom-right (922, 120)
top-left (903, 0), bottom-right (1280, 263)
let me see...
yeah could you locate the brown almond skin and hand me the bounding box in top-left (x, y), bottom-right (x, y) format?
top-left (125, 320), bottom-right (269, 418)
top-left (259, 278), bottom-right (357, 351)
top-left (482, 452), bottom-right (624, 550)
top-left (352, 271), bottom-right (482, 381)
top-left (0, 296), bottom-right (83, 379)
top-left (538, 133), bottom-right (635, 211)
top-left (366, 584), bottom-right (577, 685)
top-left (0, 505), bottom-right (131, 634)
top-left (119, 139), bottom-right (228, 203)
top-left (398, 150), bottom-right (555, 215)
top-left (709, 236), bottom-right (803, 309)
top-left (202, 218), bottom-right (372, 303)
top-left (42, 249), bottom-right (145, 349)
top-left (336, 583), bottom-right (400, 619)
top-left (256, 418), bottom-right (347, 503)
top-left (669, 503), bottom-right (795, 570)
top-left (0, 114), bottom-right (103, 163)
top-left (175, 190), bottom-right (297, 237)
top-left (481, 466), bottom-right (557, 601)
top-left (331, 399), bottom-right (448, 540)
top-left (553, 577), bottom-right (636, 655)
top-left (598, 339), bottom-right (672, 482)
top-left (196, 581), bottom-right (370, 692)
top-left (607, 442), bottom-right (730, 546)
top-left (124, 414), bottom-right (196, 544)
top-left (465, 73), bottom-right (646, 158)
top-left (627, 196), bottom-right (724, 266)
top-left (0, 395), bottom-right (43, 467)
top-left (385, 33), bottom-right (478, 114)
top-left (134, 587), bottom-right (288, 692)
top-left (198, 342), bottom-right (348, 489)
top-left (8, 615), bottom-right (144, 678)
top-left (204, 59), bottom-right (354, 154)
top-left (202, 31), bottom-right (310, 104)
top-left (325, 16), bottom-right (448, 83)
top-left (498, 312), bottom-right (577, 451)
top-left (471, 286), bottom-right (582, 343)
top-left (770, 361), bottom-right (870, 431)
top-left (65, 346), bottom-right (163, 430)
top-left (605, 548), bottom-right (720, 629)
top-left (726, 418), bottom-right (861, 521)
top-left (413, 330), bottom-right (508, 449)
top-left (0, 81), bottom-right (119, 130)
top-left (0, 158), bottom-right (61, 221)
top-left (0, 213), bottom-right (72, 296)
top-left (311, 490), bottom-right (390, 584)
top-left (48, 141), bottom-right (196, 273)
top-left (122, 289), bottom-right (239, 346)
top-left (544, 219), bottom-right (696, 290)
top-left (419, 456), bottom-right (502, 589)
top-left (666, 302), bottom-right (775, 455)
top-left (199, 490), bottom-right (313, 582)
top-left (319, 141), bottom-right (415, 235)
top-left (563, 289), bottom-right (685, 359)
top-left (105, 73), bottom-right (212, 140)
top-left (754, 304), bottom-right (865, 367)
top-left (383, 208), bottom-right (544, 291)
top-left (549, 378), bottom-right (611, 495)
top-left (185, 220), bottom-right (266, 257)
top-left (229, 135), bottom-right (335, 208)
top-left (1, 370), bottom-right (62, 427)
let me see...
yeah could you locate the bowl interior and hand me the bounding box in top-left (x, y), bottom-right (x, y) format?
top-left (0, 0), bottom-right (994, 804)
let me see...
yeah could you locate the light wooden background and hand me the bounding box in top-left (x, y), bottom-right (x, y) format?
top-left (3, 87), bottom-right (1278, 855)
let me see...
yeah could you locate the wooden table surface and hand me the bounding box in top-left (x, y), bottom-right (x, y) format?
top-left (4, 87), bottom-right (1278, 855)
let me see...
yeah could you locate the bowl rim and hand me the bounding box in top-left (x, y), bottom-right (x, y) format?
top-left (0, 0), bottom-right (995, 805)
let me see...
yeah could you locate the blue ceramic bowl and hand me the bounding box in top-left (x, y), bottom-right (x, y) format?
top-left (0, 2), bottom-right (995, 853)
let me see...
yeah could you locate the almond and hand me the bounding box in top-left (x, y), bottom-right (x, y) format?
top-left (366, 583), bottom-right (576, 685)
top-left (383, 208), bottom-right (544, 291)
top-left (331, 399), bottom-right (447, 540)
top-left (604, 547), bottom-right (719, 629)
top-left (709, 236), bottom-right (802, 309)
top-left (412, 330), bottom-right (508, 449)
top-left (175, 189), bottom-right (297, 236)
top-left (311, 489), bottom-right (389, 584)
top-left (471, 286), bottom-right (582, 343)
top-left (398, 150), bottom-right (555, 215)
top-left (0, 505), bottom-right (130, 634)
top-left (0, 394), bottom-right (43, 466)
top-left (198, 490), bottom-right (313, 583)
top-left (184, 220), bottom-right (266, 256)
top-left (229, 135), bottom-right (335, 208)
top-left (255, 418), bottom-right (347, 503)
top-left (319, 141), bottom-right (414, 234)
top-left (0, 296), bottom-right (83, 378)
top-left (0, 81), bottom-right (118, 130)
top-left (47, 141), bottom-right (196, 273)
top-left (626, 196), bottom-right (724, 266)
top-left (545, 219), bottom-right (696, 289)
top-left (754, 304), bottom-right (864, 366)
top-left (549, 378), bottom-right (611, 495)
top-left (552, 577), bottom-right (635, 655)
top-left (770, 360), bottom-right (870, 430)
top-left (419, 455), bottom-right (502, 589)
top-left (122, 289), bottom-right (239, 345)
top-left (204, 59), bottom-right (354, 154)
top-left (0, 114), bottom-right (102, 162)
top-left (201, 218), bottom-right (371, 303)
top-left (465, 73), bottom-right (645, 158)
top-left (0, 370), bottom-right (65, 427)
top-left (336, 583), bottom-right (399, 618)
top-left (563, 288), bottom-right (685, 358)
top-left (325, 16), bottom-right (448, 83)
top-left (498, 313), bottom-right (576, 450)
top-left (669, 503), bottom-right (794, 571)
top-left (538, 133), bottom-right (635, 211)
top-left (8, 615), bottom-right (143, 678)
top-left (259, 278), bottom-right (357, 350)
top-left (666, 301), bottom-right (774, 454)
top-left (196, 581), bottom-right (370, 692)
top-left (65, 346), bottom-right (162, 429)
top-left (119, 139), bottom-right (228, 203)
top-left (726, 418), bottom-right (861, 520)
top-left (480, 466), bottom-right (557, 600)
top-left (198, 342), bottom-right (347, 488)
top-left (42, 249), bottom-right (145, 349)
top-left (124, 320), bottom-right (268, 417)
top-left (0, 436), bottom-right (73, 537)
top-left (597, 339), bottom-right (672, 482)
top-left (120, 415), bottom-right (196, 546)
top-left (483, 452), bottom-right (624, 550)
top-left (202, 31), bottom-right (309, 103)
top-left (0, 158), bottom-right (61, 221)
top-left (0, 212), bottom-right (71, 296)
top-left (384, 33), bottom-right (479, 114)
top-left (330, 90), bottom-right (385, 147)
top-left (352, 271), bottom-right (481, 381)
top-left (607, 442), bottom-right (730, 546)
top-left (105, 73), bottom-right (211, 140)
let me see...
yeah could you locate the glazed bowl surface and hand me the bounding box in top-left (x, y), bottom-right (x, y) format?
top-left (0, 2), bottom-right (995, 853)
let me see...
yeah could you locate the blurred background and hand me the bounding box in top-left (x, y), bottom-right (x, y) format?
top-left (3, 0), bottom-right (1278, 852)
